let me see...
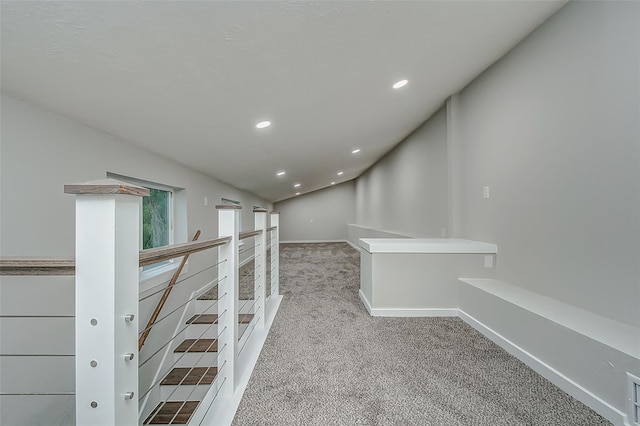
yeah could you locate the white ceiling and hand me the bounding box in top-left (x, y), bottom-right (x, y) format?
top-left (1, 1), bottom-right (565, 202)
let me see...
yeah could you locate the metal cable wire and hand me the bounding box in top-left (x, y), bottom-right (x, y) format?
top-left (139, 259), bottom-right (227, 302)
top-left (0, 392), bottom-right (75, 396)
top-left (162, 347), bottom-right (228, 425)
top-left (197, 374), bottom-right (228, 426)
top-left (138, 276), bottom-right (227, 337)
top-left (152, 356), bottom-right (228, 426)
top-left (0, 315), bottom-right (74, 318)
top-left (138, 297), bottom-right (227, 369)
top-left (238, 304), bottom-right (262, 355)
top-left (138, 314), bottom-right (227, 401)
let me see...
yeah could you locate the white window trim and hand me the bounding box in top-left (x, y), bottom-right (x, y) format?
top-left (107, 173), bottom-right (184, 284)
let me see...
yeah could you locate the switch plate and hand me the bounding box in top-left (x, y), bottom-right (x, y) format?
top-left (204, 196), bottom-right (208, 206)
top-left (483, 186), bottom-right (490, 199)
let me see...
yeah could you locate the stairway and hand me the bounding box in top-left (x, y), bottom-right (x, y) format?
top-left (143, 306), bottom-right (255, 425)
top-left (143, 257), bottom-right (260, 425)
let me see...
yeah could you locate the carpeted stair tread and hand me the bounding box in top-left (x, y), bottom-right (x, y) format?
top-left (144, 401), bottom-right (200, 425)
top-left (160, 367), bottom-right (218, 386)
top-left (174, 338), bottom-right (218, 353)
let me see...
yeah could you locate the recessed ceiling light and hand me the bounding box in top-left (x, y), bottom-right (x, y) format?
top-left (256, 120), bottom-right (271, 129)
top-left (295, 192), bottom-right (301, 196)
top-left (392, 79), bottom-right (408, 89)
top-left (351, 148), bottom-right (361, 154)
top-left (276, 170), bottom-right (286, 176)
top-left (331, 181), bottom-right (336, 185)
top-left (337, 171), bottom-right (344, 176)
top-left (294, 183), bottom-right (301, 188)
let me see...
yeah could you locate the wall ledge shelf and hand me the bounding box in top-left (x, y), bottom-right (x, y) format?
top-left (459, 278), bottom-right (639, 359)
top-left (360, 238), bottom-right (497, 254)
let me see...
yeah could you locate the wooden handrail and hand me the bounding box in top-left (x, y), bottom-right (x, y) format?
top-left (0, 235), bottom-right (232, 275)
top-left (138, 236), bottom-right (231, 267)
top-left (139, 230), bottom-right (202, 350)
top-left (0, 258), bottom-right (75, 276)
top-left (267, 226), bottom-right (277, 232)
top-left (239, 229), bottom-right (262, 240)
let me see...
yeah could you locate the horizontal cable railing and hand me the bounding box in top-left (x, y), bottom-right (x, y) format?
top-left (0, 180), bottom-right (282, 426)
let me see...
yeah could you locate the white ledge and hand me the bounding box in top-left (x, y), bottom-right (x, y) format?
top-left (459, 278), bottom-right (639, 359)
top-left (359, 238), bottom-right (498, 254)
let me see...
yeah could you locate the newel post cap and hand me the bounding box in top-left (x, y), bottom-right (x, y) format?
top-left (216, 204), bottom-right (242, 210)
top-left (253, 207), bottom-right (268, 213)
top-left (64, 178), bottom-right (149, 196)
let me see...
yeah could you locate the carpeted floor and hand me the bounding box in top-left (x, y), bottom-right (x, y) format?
top-left (232, 242), bottom-right (611, 426)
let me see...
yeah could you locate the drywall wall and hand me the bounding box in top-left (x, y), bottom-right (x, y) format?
top-left (0, 94), bottom-right (272, 425)
top-left (274, 181), bottom-right (355, 242)
top-left (458, 0), bottom-right (639, 328)
top-left (355, 106), bottom-right (448, 238)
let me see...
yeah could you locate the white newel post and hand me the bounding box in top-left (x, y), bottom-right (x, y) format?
top-left (270, 212), bottom-right (280, 298)
top-left (65, 179), bottom-right (148, 426)
top-left (253, 208), bottom-right (267, 328)
top-left (217, 204), bottom-right (240, 393)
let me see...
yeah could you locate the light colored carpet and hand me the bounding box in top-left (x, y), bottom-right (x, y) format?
top-left (232, 242), bottom-right (611, 426)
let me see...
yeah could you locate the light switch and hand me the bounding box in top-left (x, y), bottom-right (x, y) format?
top-left (483, 186), bottom-right (490, 199)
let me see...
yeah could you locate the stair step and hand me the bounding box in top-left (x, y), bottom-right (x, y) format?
top-left (160, 367), bottom-right (218, 386)
top-left (144, 401), bottom-right (200, 425)
top-left (174, 339), bottom-right (217, 353)
top-left (186, 313), bottom-right (255, 325)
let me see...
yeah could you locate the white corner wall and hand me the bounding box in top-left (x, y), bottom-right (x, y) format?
top-left (458, 1), bottom-right (639, 329)
top-left (355, 106), bottom-right (448, 238)
top-left (0, 94), bottom-right (272, 426)
top-left (274, 181), bottom-right (355, 242)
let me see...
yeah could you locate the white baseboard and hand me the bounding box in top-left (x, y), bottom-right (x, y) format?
top-left (346, 240), bottom-right (361, 252)
top-left (358, 288), bottom-right (628, 425)
top-left (358, 289), bottom-right (457, 317)
top-left (359, 289), bottom-right (373, 315)
top-left (458, 310), bottom-right (628, 426)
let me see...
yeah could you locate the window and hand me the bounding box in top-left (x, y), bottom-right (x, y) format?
top-left (108, 173), bottom-right (185, 278)
top-left (143, 187), bottom-right (172, 250)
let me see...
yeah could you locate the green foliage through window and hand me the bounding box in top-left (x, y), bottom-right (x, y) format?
top-left (143, 188), bottom-right (170, 250)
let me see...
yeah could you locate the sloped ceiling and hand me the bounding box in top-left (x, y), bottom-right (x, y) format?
top-left (0, 1), bottom-right (565, 201)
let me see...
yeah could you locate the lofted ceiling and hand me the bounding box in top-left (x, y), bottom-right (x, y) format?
top-left (0, 1), bottom-right (565, 202)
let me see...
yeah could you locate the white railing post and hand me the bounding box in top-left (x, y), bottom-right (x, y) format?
top-left (253, 208), bottom-right (267, 328)
top-left (217, 204), bottom-right (240, 393)
top-left (270, 212), bottom-right (280, 298)
top-left (64, 179), bottom-right (148, 426)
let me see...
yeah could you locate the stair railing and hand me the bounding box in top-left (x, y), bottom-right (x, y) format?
top-left (0, 179), bottom-right (282, 426)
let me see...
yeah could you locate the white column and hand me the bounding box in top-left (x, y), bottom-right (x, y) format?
top-left (253, 208), bottom-right (267, 328)
top-left (65, 179), bottom-right (148, 426)
top-left (216, 204), bottom-right (240, 393)
top-left (270, 212), bottom-right (280, 298)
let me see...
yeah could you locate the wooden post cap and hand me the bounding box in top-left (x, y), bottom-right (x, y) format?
top-left (270, 211), bottom-right (280, 215)
top-left (216, 204), bottom-right (242, 210)
top-left (64, 178), bottom-right (149, 196)
top-left (253, 208), bottom-right (268, 213)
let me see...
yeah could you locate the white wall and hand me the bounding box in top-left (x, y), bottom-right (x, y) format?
top-left (274, 181), bottom-right (355, 242)
top-left (0, 94), bottom-right (272, 425)
top-left (355, 106), bottom-right (448, 238)
top-left (352, 2), bottom-right (639, 422)
top-left (458, 0), bottom-right (639, 329)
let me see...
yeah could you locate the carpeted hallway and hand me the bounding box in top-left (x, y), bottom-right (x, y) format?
top-left (232, 243), bottom-right (610, 426)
